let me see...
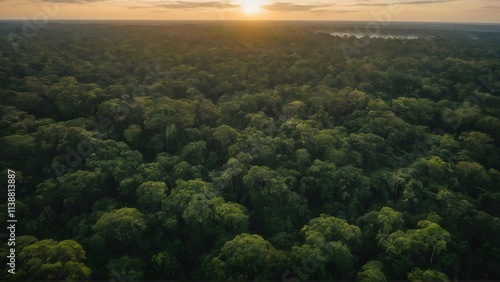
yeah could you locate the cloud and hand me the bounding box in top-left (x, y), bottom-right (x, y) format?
top-left (403, 0), bottom-right (455, 4)
top-left (153, 1), bottom-right (237, 10)
top-left (350, 0), bottom-right (457, 6)
top-left (482, 5), bottom-right (500, 9)
top-left (38, 0), bottom-right (236, 9)
top-left (40, 0), bottom-right (107, 3)
top-left (261, 2), bottom-right (331, 12)
top-left (330, 9), bottom-right (359, 13)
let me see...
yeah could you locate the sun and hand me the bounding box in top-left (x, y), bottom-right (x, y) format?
top-left (241, 1), bottom-right (262, 15)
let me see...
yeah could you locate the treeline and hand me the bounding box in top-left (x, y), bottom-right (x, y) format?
top-left (1, 23), bottom-right (500, 281)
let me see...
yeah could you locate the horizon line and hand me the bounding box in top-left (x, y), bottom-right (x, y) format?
top-left (0, 19), bottom-right (500, 25)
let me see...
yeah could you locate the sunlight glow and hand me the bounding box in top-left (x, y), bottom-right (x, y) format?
top-left (241, 1), bottom-right (262, 15)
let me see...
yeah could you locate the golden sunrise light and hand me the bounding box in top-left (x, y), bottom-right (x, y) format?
top-left (0, 1), bottom-right (499, 23)
top-left (241, 0), bottom-right (262, 15)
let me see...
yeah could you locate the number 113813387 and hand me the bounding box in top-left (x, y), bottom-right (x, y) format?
top-left (7, 170), bottom-right (16, 220)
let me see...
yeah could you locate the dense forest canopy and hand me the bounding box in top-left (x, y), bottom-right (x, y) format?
top-left (1, 21), bottom-right (500, 281)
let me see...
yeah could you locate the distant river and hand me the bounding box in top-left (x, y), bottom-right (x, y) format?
top-left (329, 32), bottom-right (420, 39)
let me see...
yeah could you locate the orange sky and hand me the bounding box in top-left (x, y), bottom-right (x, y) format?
top-left (0, 0), bottom-right (499, 23)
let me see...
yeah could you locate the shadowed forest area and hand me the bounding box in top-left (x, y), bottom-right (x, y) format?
top-left (1, 22), bottom-right (500, 281)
